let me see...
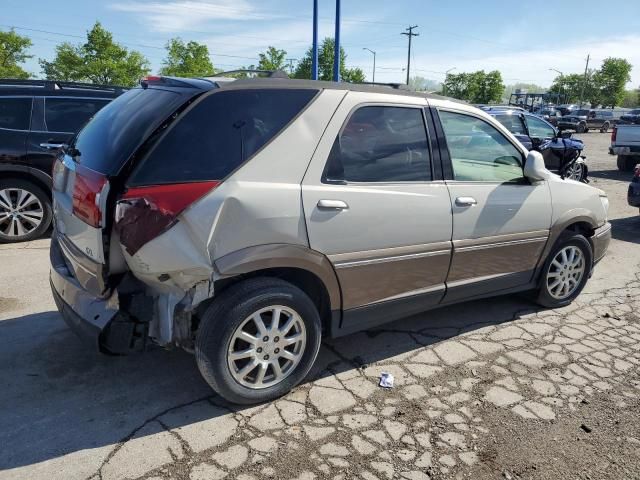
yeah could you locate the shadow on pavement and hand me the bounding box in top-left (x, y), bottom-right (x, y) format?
top-left (0, 294), bottom-right (539, 472)
top-left (610, 215), bottom-right (640, 244)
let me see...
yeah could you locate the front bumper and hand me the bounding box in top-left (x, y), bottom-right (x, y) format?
top-left (591, 222), bottom-right (612, 264)
top-left (628, 180), bottom-right (640, 208)
top-left (50, 234), bottom-right (119, 350)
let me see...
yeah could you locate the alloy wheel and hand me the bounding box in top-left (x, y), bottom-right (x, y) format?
top-left (227, 305), bottom-right (307, 389)
top-left (0, 188), bottom-right (44, 239)
top-left (546, 246), bottom-right (586, 300)
top-left (566, 162), bottom-right (585, 182)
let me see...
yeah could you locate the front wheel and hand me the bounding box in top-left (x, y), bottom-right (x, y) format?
top-left (536, 233), bottom-right (592, 308)
top-left (577, 123), bottom-right (587, 133)
top-left (565, 161), bottom-right (587, 182)
top-left (195, 277), bottom-right (322, 404)
top-left (600, 122), bottom-right (610, 133)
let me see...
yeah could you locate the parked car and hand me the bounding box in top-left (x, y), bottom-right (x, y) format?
top-left (0, 79), bottom-right (124, 242)
top-left (628, 164), bottom-right (640, 212)
top-left (50, 75), bottom-right (611, 404)
top-left (558, 109), bottom-right (614, 133)
top-left (610, 124), bottom-right (640, 171)
top-left (534, 107), bottom-right (562, 126)
top-left (489, 109), bottom-right (587, 181)
top-left (619, 109), bottom-right (640, 125)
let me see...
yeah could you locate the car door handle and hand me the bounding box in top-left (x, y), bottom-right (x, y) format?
top-left (455, 196), bottom-right (477, 207)
top-left (317, 199), bottom-right (349, 210)
top-left (40, 142), bottom-right (66, 149)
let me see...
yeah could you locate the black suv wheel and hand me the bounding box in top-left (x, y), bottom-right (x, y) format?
top-left (196, 277), bottom-right (322, 404)
top-left (0, 179), bottom-right (52, 243)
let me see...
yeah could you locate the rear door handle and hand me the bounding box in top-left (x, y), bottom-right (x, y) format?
top-left (40, 142), bottom-right (66, 149)
top-left (455, 196), bottom-right (477, 207)
top-left (317, 199), bottom-right (349, 210)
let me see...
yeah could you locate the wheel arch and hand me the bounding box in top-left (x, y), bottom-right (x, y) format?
top-left (212, 244), bottom-right (342, 334)
top-left (0, 165), bottom-right (52, 199)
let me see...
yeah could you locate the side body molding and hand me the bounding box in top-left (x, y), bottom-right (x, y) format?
top-left (213, 244), bottom-right (342, 312)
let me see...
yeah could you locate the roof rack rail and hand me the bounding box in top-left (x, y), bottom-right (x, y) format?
top-left (0, 78), bottom-right (127, 93)
top-left (215, 69), bottom-right (290, 79)
top-left (353, 81), bottom-right (409, 90)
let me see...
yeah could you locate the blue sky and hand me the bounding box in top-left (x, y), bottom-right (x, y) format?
top-left (4, 0), bottom-right (640, 87)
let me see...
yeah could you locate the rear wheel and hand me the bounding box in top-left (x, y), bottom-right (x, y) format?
top-left (577, 123), bottom-right (587, 133)
top-left (617, 155), bottom-right (638, 172)
top-left (195, 277), bottom-right (322, 404)
top-left (600, 122), bottom-right (610, 133)
top-left (0, 179), bottom-right (52, 243)
top-left (536, 233), bottom-right (592, 308)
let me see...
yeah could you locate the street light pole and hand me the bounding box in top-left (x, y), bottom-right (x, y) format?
top-left (363, 48), bottom-right (376, 83)
top-left (443, 67), bottom-right (456, 96)
top-left (549, 68), bottom-right (564, 103)
top-left (333, 0), bottom-right (341, 82)
top-left (311, 0), bottom-right (318, 80)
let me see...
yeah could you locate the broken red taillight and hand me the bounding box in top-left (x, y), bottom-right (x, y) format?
top-left (611, 126), bottom-right (617, 143)
top-left (115, 181), bottom-right (220, 255)
top-left (72, 164), bottom-right (107, 228)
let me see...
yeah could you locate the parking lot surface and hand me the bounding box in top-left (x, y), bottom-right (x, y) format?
top-left (1, 132), bottom-right (639, 480)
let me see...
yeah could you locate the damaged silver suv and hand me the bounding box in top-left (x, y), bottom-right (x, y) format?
top-left (50, 75), bottom-right (611, 404)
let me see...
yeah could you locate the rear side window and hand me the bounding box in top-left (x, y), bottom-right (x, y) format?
top-left (0, 98), bottom-right (32, 130)
top-left (130, 89), bottom-right (318, 185)
top-left (45, 98), bottom-right (110, 132)
top-left (494, 114), bottom-right (526, 135)
top-left (323, 106), bottom-right (431, 183)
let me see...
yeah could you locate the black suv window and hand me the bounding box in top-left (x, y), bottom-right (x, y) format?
top-left (323, 106), bottom-right (431, 183)
top-left (130, 88), bottom-right (317, 185)
top-left (0, 97), bottom-right (32, 130)
top-left (45, 98), bottom-right (110, 133)
top-left (494, 114), bottom-right (526, 135)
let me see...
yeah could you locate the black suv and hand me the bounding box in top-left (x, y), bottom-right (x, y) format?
top-left (0, 79), bottom-right (124, 242)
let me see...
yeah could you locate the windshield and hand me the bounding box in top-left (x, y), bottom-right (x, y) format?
top-left (70, 88), bottom-right (192, 174)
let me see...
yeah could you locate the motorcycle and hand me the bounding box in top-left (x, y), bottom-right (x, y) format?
top-left (538, 133), bottom-right (588, 183)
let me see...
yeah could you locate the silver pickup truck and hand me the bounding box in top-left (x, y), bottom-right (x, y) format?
top-left (610, 124), bottom-right (640, 171)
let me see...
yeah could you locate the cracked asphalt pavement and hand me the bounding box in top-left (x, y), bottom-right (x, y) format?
top-left (1, 133), bottom-right (639, 480)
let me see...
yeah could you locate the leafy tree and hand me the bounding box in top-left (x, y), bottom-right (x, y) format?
top-left (548, 72), bottom-right (599, 106)
top-left (621, 88), bottom-right (639, 108)
top-left (595, 57), bottom-right (632, 108)
top-left (0, 29), bottom-right (33, 79)
top-left (409, 76), bottom-right (441, 92)
top-left (501, 82), bottom-right (546, 103)
top-left (40, 22), bottom-right (150, 86)
top-left (443, 70), bottom-right (504, 103)
top-left (294, 38), bottom-right (365, 83)
top-left (258, 46), bottom-right (287, 72)
top-left (160, 38), bottom-right (214, 77)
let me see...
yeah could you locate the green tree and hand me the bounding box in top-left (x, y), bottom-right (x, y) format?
top-left (258, 46), bottom-right (287, 71)
top-left (443, 70), bottom-right (504, 103)
top-left (40, 22), bottom-right (150, 86)
top-left (548, 72), bottom-right (599, 106)
top-left (501, 82), bottom-right (546, 103)
top-left (0, 29), bottom-right (33, 78)
top-left (621, 88), bottom-right (639, 108)
top-left (160, 38), bottom-right (214, 77)
top-left (294, 38), bottom-right (365, 83)
top-left (595, 57), bottom-right (632, 108)
top-left (409, 76), bottom-right (441, 92)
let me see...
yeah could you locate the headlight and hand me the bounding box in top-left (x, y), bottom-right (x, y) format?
top-left (599, 194), bottom-right (609, 222)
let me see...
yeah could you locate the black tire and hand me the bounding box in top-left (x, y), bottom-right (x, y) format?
top-left (536, 233), bottom-right (593, 308)
top-left (577, 123), bottom-right (587, 133)
top-left (0, 179), bottom-right (52, 243)
top-left (617, 155), bottom-right (637, 172)
top-left (195, 277), bottom-right (322, 404)
top-left (600, 122), bottom-right (609, 133)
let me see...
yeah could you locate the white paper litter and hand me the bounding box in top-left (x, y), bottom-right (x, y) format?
top-left (379, 372), bottom-right (394, 388)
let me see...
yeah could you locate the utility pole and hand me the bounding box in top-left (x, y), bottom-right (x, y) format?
top-left (579, 54), bottom-right (590, 108)
top-left (401, 25), bottom-right (419, 85)
top-left (333, 0), bottom-right (341, 82)
top-left (312, 0), bottom-right (318, 80)
top-left (363, 48), bottom-right (376, 83)
top-left (286, 58), bottom-right (296, 74)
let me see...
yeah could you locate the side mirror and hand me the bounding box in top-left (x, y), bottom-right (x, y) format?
top-left (524, 150), bottom-right (551, 181)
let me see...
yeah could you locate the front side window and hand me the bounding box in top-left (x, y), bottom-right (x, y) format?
top-left (45, 98), bottom-right (110, 133)
top-left (525, 115), bottom-right (556, 139)
top-left (439, 110), bottom-right (524, 183)
top-left (323, 106), bottom-right (431, 183)
top-left (0, 97), bottom-right (32, 130)
top-left (130, 88), bottom-right (317, 185)
top-left (494, 114), bottom-right (527, 135)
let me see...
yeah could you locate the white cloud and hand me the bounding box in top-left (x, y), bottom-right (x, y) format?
top-left (110, 0), bottom-right (276, 32)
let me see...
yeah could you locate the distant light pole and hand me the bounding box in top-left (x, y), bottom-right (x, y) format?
top-left (363, 48), bottom-right (376, 83)
top-left (443, 67), bottom-right (456, 96)
top-left (549, 68), bottom-right (564, 103)
top-left (311, 0), bottom-right (318, 80)
top-left (333, 0), bottom-right (341, 82)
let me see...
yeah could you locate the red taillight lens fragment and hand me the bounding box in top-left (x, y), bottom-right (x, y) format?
top-left (115, 181), bottom-right (219, 255)
top-left (634, 165), bottom-right (640, 178)
top-left (72, 164), bottom-right (107, 228)
top-left (611, 126), bottom-right (617, 143)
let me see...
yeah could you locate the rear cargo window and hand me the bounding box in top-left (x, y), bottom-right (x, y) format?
top-left (128, 88), bottom-right (318, 185)
top-left (71, 88), bottom-right (188, 174)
